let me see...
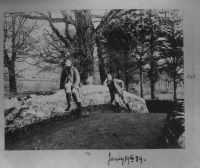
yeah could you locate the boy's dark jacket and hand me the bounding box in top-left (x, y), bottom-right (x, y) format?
top-left (60, 66), bottom-right (80, 89)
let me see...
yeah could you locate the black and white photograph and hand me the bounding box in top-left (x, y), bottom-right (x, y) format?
top-left (3, 9), bottom-right (184, 150)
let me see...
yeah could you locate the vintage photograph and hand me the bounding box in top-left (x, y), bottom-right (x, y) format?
top-left (4, 9), bottom-right (184, 150)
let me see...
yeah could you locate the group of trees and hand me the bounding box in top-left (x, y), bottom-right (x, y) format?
top-left (3, 9), bottom-right (183, 100)
top-left (97, 9), bottom-right (183, 100)
top-left (4, 10), bottom-right (98, 93)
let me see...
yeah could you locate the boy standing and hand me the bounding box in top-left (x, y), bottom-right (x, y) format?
top-left (103, 74), bottom-right (131, 112)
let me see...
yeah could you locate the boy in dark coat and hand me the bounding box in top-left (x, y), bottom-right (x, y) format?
top-left (60, 59), bottom-right (82, 117)
top-left (103, 73), bottom-right (131, 112)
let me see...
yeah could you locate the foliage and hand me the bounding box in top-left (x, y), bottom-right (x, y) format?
top-left (99, 9), bottom-right (183, 99)
top-left (158, 10), bottom-right (184, 82)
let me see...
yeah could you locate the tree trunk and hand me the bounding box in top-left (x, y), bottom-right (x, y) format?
top-left (96, 41), bottom-right (106, 84)
top-left (125, 71), bottom-right (129, 91)
top-left (149, 40), bottom-right (156, 100)
top-left (150, 60), bottom-right (155, 100)
top-left (74, 10), bottom-right (94, 84)
top-left (150, 79), bottom-right (155, 99)
top-left (148, 11), bottom-right (156, 100)
top-left (124, 50), bottom-right (129, 91)
top-left (9, 15), bottom-right (17, 93)
top-left (117, 62), bottom-right (120, 79)
top-left (139, 65), bottom-right (143, 98)
top-left (99, 63), bottom-right (106, 84)
top-left (173, 79), bottom-right (177, 101)
top-left (139, 54), bottom-right (143, 97)
top-left (173, 53), bottom-right (177, 101)
top-left (8, 64), bottom-right (17, 93)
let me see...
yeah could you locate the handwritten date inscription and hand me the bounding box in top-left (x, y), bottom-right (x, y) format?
top-left (107, 152), bottom-right (146, 166)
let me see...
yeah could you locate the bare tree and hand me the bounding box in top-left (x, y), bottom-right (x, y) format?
top-left (33, 28), bottom-right (71, 70)
top-left (17, 11), bottom-right (99, 84)
top-left (4, 13), bottom-right (39, 93)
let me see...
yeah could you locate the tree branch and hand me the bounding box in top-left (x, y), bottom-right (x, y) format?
top-left (16, 12), bottom-right (76, 25)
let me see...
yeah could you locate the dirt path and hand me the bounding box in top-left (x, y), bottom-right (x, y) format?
top-left (5, 106), bottom-right (167, 150)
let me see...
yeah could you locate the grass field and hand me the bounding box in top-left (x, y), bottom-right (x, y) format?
top-left (5, 105), bottom-right (167, 150)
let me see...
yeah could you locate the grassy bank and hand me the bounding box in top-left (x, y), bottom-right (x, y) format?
top-left (5, 105), bottom-right (167, 150)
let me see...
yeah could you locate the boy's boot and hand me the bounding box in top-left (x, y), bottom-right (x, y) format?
top-left (65, 93), bottom-right (73, 111)
top-left (126, 103), bottom-right (131, 113)
top-left (76, 102), bottom-right (82, 118)
top-left (115, 102), bottom-right (120, 112)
